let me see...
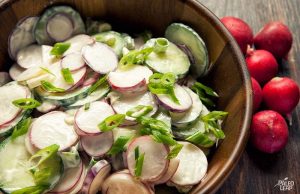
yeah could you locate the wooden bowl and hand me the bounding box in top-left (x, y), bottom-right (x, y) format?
top-left (0, 0), bottom-right (252, 193)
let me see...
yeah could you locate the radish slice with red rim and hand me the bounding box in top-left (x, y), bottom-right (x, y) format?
top-left (102, 171), bottom-right (153, 194)
top-left (81, 131), bottom-right (114, 157)
top-left (80, 160), bottom-right (111, 194)
top-left (82, 42), bottom-right (118, 74)
top-left (29, 111), bottom-right (79, 151)
top-left (8, 16), bottom-right (38, 59)
top-left (75, 101), bottom-right (115, 135)
top-left (16, 44), bottom-right (43, 69)
top-left (46, 13), bottom-right (74, 42)
top-left (0, 82), bottom-right (30, 126)
top-left (126, 136), bottom-right (169, 182)
top-left (156, 84), bottom-right (192, 113)
top-left (63, 34), bottom-right (95, 56)
top-left (61, 52), bottom-right (85, 72)
top-left (9, 64), bottom-right (25, 81)
top-left (170, 141), bottom-right (208, 186)
top-left (25, 131), bottom-right (38, 155)
top-left (108, 65), bottom-right (153, 94)
top-left (49, 160), bottom-right (84, 194)
top-left (153, 158), bottom-right (180, 185)
top-left (0, 72), bottom-right (11, 86)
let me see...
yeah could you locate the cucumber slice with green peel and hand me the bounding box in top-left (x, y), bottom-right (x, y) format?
top-left (67, 85), bottom-right (110, 108)
top-left (165, 23), bottom-right (209, 78)
top-left (93, 31), bottom-right (126, 58)
top-left (144, 38), bottom-right (190, 78)
top-left (34, 5), bottom-right (85, 45)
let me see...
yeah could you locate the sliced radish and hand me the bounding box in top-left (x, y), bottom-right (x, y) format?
top-left (126, 136), bottom-right (169, 182)
top-left (110, 91), bottom-right (157, 121)
top-left (63, 34), bottom-right (95, 56)
top-left (49, 160), bottom-right (83, 194)
top-left (81, 160), bottom-right (111, 194)
top-left (16, 44), bottom-right (42, 69)
top-left (9, 64), bottom-right (25, 81)
top-left (30, 111), bottom-right (79, 151)
top-left (36, 100), bottom-right (58, 113)
top-left (26, 73), bottom-right (55, 89)
top-left (111, 152), bottom-right (127, 171)
top-left (0, 72), bottom-right (11, 86)
top-left (47, 13), bottom-right (74, 42)
top-left (82, 69), bottom-right (100, 86)
top-left (156, 84), bottom-right (192, 113)
top-left (153, 158), bottom-right (180, 185)
top-left (81, 131), bottom-right (113, 157)
top-left (61, 52), bottom-right (85, 72)
top-left (8, 16), bottom-right (38, 59)
top-left (171, 87), bottom-right (202, 128)
top-left (25, 131), bottom-right (38, 155)
top-left (0, 82), bottom-right (29, 126)
top-left (170, 141), bottom-right (208, 186)
top-left (67, 163), bottom-right (87, 194)
top-left (108, 65), bottom-right (153, 94)
top-left (102, 171), bottom-right (152, 194)
top-left (75, 101), bottom-right (115, 135)
top-left (82, 42), bottom-right (118, 74)
top-left (16, 65), bottom-right (45, 82)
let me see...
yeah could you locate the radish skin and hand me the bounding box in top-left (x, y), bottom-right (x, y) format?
top-left (251, 77), bottom-right (263, 112)
top-left (153, 158), bottom-right (180, 185)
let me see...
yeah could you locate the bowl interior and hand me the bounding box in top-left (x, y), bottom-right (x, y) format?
top-left (0, 0), bottom-right (252, 193)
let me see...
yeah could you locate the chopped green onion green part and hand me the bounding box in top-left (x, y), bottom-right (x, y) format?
top-left (151, 130), bottom-right (177, 146)
top-left (50, 42), bottom-right (71, 57)
top-left (41, 80), bottom-right (65, 93)
top-left (154, 38), bottom-right (169, 53)
top-left (40, 67), bottom-right (55, 76)
top-left (186, 131), bottom-right (216, 147)
top-left (88, 75), bottom-right (108, 95)
top-left (126, 105), bottom-right (153, 118)
top-left (134, 146), bottom-right (145, 177)
top-left (191, 81), bottom-right (218, 108)
top-left (167, 143), bottom-right (183, 159)
top-left (108, 136), bottom-right (131, 155)
top-left (12, 98), bottom-right (41, 110)
top-left (84, 103), bottom-right (90, 111)
top-left (61, 68), bottom-right (74, 84)
top-left (119, 47), bottom-right (153, 69)
top-left (134, 146), bottom-right (140, 160)
top-left (11, 117), bottom-right (32, 140)
top-left (29, 144), bottom-right (60, 169)
top-left (98, 114), bottom-right (125, 132)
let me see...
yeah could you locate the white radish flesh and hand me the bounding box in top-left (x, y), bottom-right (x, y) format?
top-left (171, 87), bottom-right (203, 128)
top-left (0, 82), bottom-right (29, 126)
top-left (29, 111), bottom-right (79, 151)
top-left (170, 141), bottom-right (208, 186)
top-left (0, 72), bottom-right (11, 86)
top-left (16, 65), bottom-right (45, 82)
top-left (81, 160), bottom-right (111, 194)
top-left (156, 84), bottom-right (192, 113)
top-left (47, 13), bottom-right (74, 42)
top-left (36, 101), bottom-right (58, 113)
top-left (42, 45), bottom-right (59, 66)
top-left (153, 158), bottom-right (180, 185)
top-left (61, 52), bottom-right (85, 72)
top-left (26, 73), bottom-right (55, 89)
top-left (9, 64), bottom-right (25, 81)
top-left (16, 45), bottom-right (43, 69)
top-left (81, 131), bottom-right (113, 157)
top-left (49, 161), bottom-right (83, 193)
top-left (25, 132), bottom-right (38, 155)
top-left (108, 65), bottom-right (152, 94)
top-left (82, 42), bottom-right (118, 74)
top-left (102, 171), bottom-right (151, 194)
top-left (63, 34), bottom-right (95, 56)
top-left (75, 101), bottom-right (115, 135)
top-left (126, 136), bottom-right (169, 182)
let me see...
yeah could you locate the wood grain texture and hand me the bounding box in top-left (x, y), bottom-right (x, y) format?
top-left (198, 0), bottom-right (300, 193)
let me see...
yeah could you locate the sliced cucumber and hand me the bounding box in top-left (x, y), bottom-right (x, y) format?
top-left (93, 31), bottom-right (126, 58)
top-left (144, 38), bottom-right (190, 78)
top-left (35, 85), bottom-right (91, 106)
top-left (68, 85), bottom-right (110, 108)
top-left (165, 23), bottom-right (209, 78)
top-left (34, 5), bottom-right (85, 45)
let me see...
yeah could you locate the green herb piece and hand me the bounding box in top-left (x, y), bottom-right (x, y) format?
top-left (88, 75), bottom-right (108, 95)
top-left (108, 136), bottom-right (131, 155)
top-left (137, 116), bottom-right (171, 135)
top-left (50, 42), bottom-right (71, 57)
top-left (11, 185), bottom-right (49, 194)
top-left (126, 105), bottom-right (153, 118)
top-left (202, 111), bottom-right (228, 139)
top-left (41, 80), bottom-right (65, 93)
top-left (167, 143), bottom-right (183, 159)
top-left (191, 82), bottom-right (218, 108)
top-left (134, 146), bottom-right (145, 177)
top-left (95, 34), bottom-right (116, 46)
top-left (11, 117), bottom-right (32, 140)
top-left (186, 131), bottom-right (216, 147)
top-left (119, 47), bottom-right (153, 69)
top-left (12, 98), bottom-right (41, 110)
top-left (140, 30), bottom-right (152, 42)
top-left (98, 114), bottom-right (125, 132)
top-left (61, 68), bottom-right (74, 84)
top-left (151, 130), bottom-right (177, 146)
top-left (154, 38), bottom-right (169, 53)
top-left (84, 103), bottom-right (90, 111)
top-left (148, 73), bottom-right (180, 104)
top-left (134, 146), bottom-right (140, 160)
top-left (40, 67), bottom-right (55, 76)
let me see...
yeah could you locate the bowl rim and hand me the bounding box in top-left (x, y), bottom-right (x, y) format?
top-left (0, 0), bottom-right (252, 193)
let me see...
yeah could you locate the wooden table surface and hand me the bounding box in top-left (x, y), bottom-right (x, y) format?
top-left (197, 0), bottom-right (300, 193)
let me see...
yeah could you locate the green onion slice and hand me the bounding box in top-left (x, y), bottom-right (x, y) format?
top-left (108, 136), bottom-right (131, 155)
top-left (167, 143), bottom-right (183, 159)
top-left (50, 42), bottom-right (71, 57)
top-left (61, 68), bottom-right (74, 84)
top-left (126, 105), bottom-right (153, 118)
top-left (11, 117), bottom-right (32, 140)
top-left (153, 38), bottom-right (169, 53)
top-left (98, 114), bottom-right (125, 132)
top-left (41, 80), bottom-right (65, 93)
top-left (88, 75), bottom-right (108, 95)
top-left (12, 98), bottom-right (41, 110)
top-left (134, 146), bottom-right (145, 177)
top-left (119, 47), bottom-right (153, 69)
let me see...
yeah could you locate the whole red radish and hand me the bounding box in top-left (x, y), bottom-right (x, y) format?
top-left (251, 110), bottom-right (288, 153)
top-left (263, 77), bottom-right (300, 115)
top-left (254, 22), bottom-right (293, 58)
top-left (251, 77), bottom-right (263, 112)
top-left (221, 16), bottom-right (253, 55)
top-left (246, 50), bottom-right (278, 84)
